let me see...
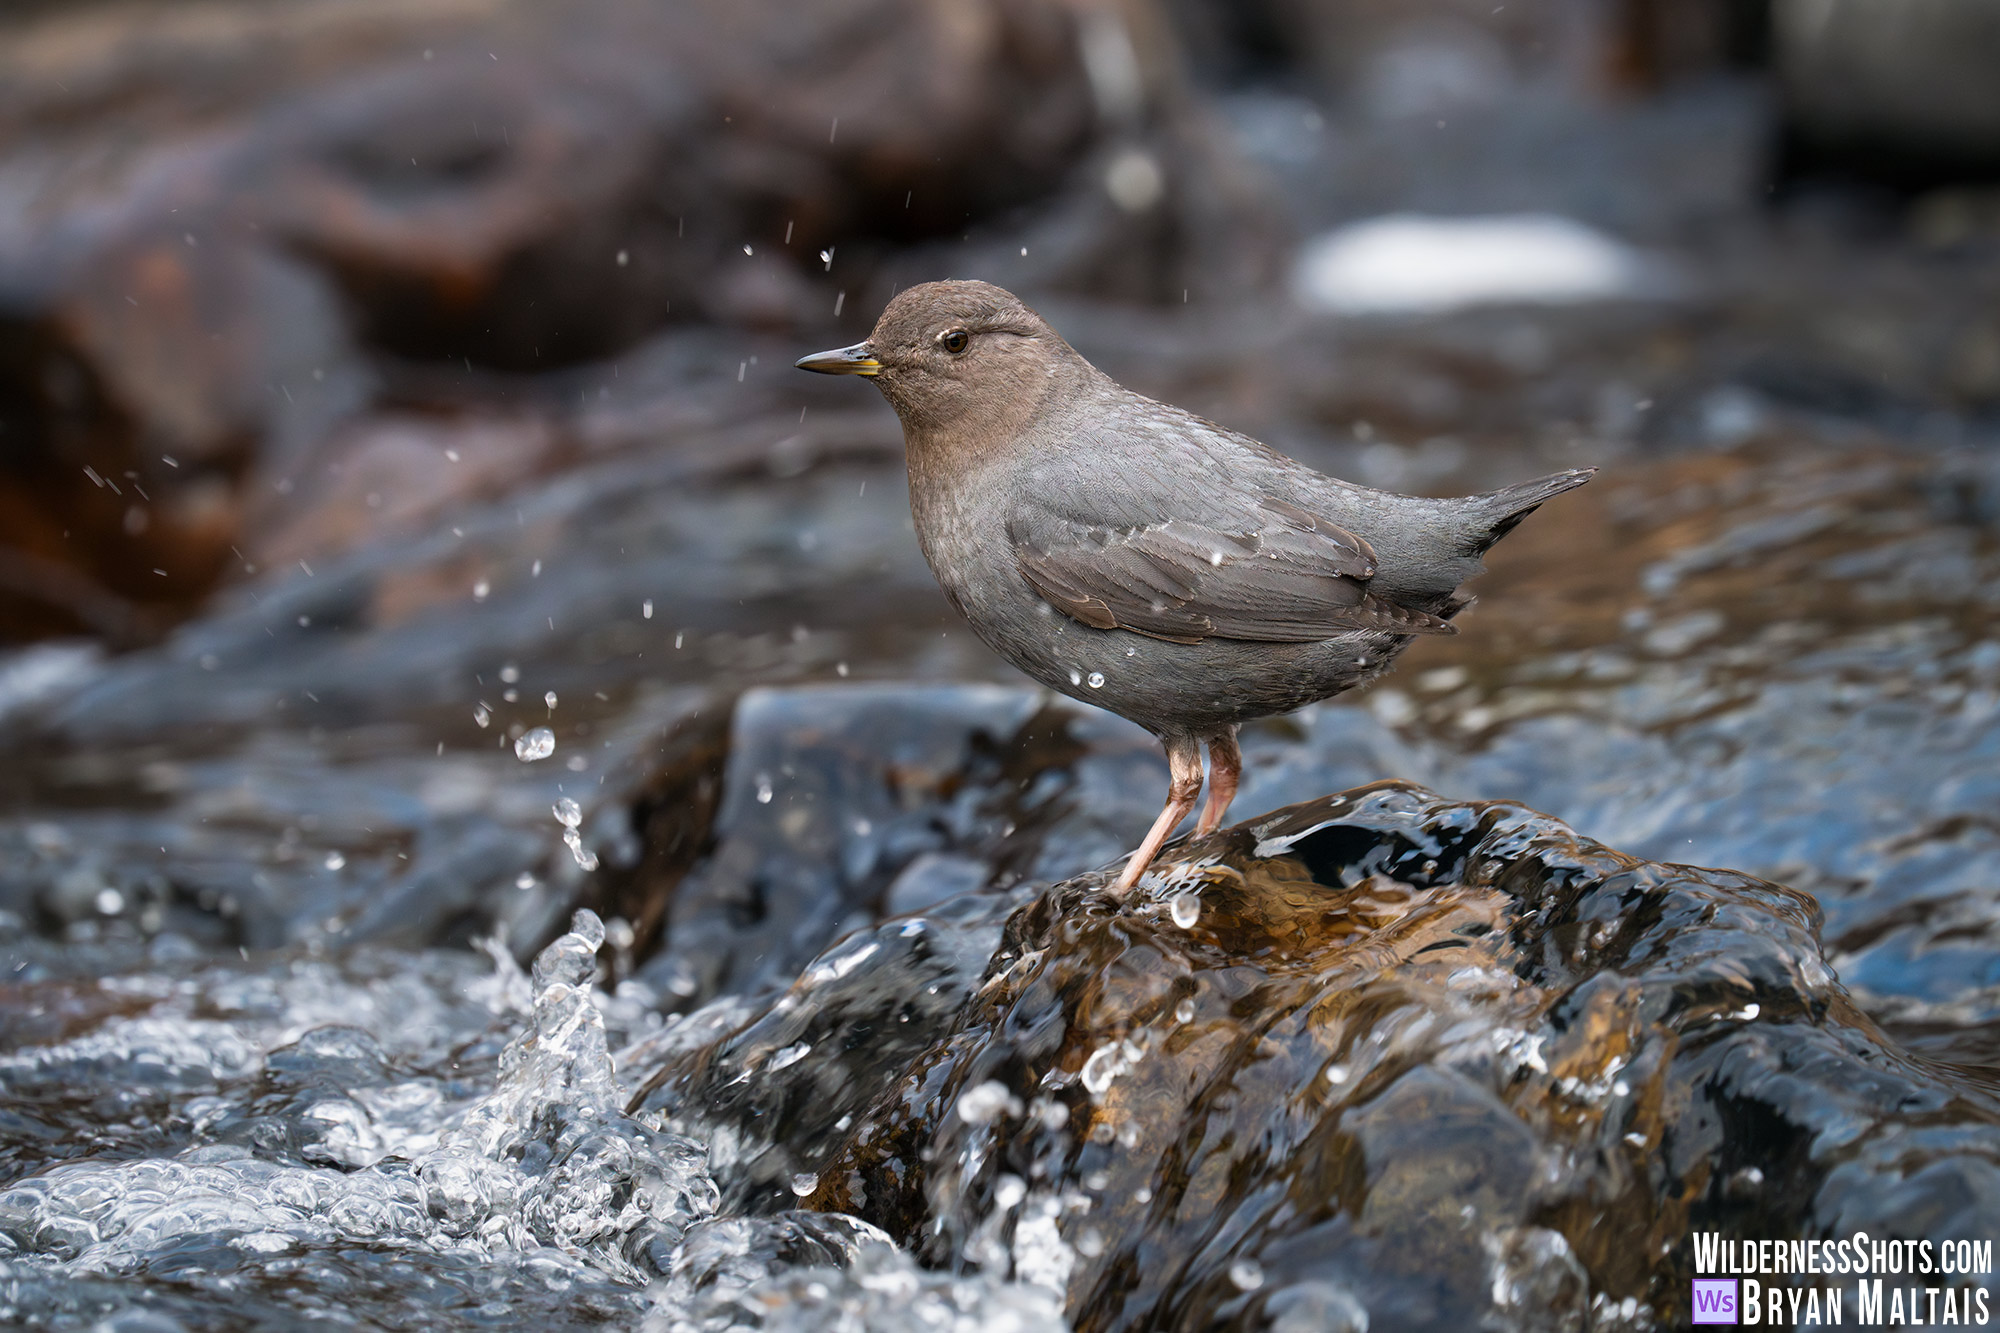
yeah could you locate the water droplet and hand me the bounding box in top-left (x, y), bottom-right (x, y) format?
top-left (957, 1080), bottom-right (1021, 1125)
top-left (94, 887), bottom-right (124, 915)
top-left (790, 1172), bottom-right (818, 1197)
top-left (563, 826), bottom-right (597, 871)
top-left (1081, 1046), bottom-right (1123, 1095)
top-left (553, 797), bottom-right (582, 828)
top-left (516, 873), bottom-right (535, 889)
top-left (544, 690), bottom-right (557, 709)
top-left (1087, 671), bottom-right (1106, 689)
top-left (472, 580), bottom-right (489, 601)
top-left (642, 599), bottom-right (653, 619)
top-left (767, 1042), bottom-right (812, 1071)
top-left (1169, 890), bottom-right (1200, 929)
top-left (324, 852), bottom-right (345, 871)
top-left (500, 664), bottom-right (520, 683)
top-left (1068, 670), bottom-right (1082, 686)
top-left (1229, 1259), bottom-right (1264, 1291)
top-left (1174, 998), bottom-right (1195, 1024)
top-left (472, 705), bottom-right (491, 728)
top-left (1325, 1064), bottom-right (1349, 1085)
top-left (515, 727), bottom-right (556, 761)
top-left (755, 774), bottom-right (774, 804)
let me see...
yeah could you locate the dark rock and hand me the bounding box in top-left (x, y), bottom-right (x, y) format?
top-left (630, 888), bottom-right (1025, 1211)
top-left (0, 0), bottom-right (1282, 646)
top-left (620, 683), bottom-right (1152, 1006)
top-left (1776, 0), bottom-right (2000, 181)
top-left (689, 782), bottom-right (2000, 1331)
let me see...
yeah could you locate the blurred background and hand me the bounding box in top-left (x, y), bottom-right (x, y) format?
top-left (5, 0), bottom-right (2000, 650)
top-left (3, 0), bottom-right (2000, 1027)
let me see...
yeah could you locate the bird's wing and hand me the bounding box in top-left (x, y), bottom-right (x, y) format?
top-left (1010, 495), bottom-right (1456, 643)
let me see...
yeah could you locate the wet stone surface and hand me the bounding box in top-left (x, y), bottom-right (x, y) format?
top-left (769, 784), bottom-right (2000, 1331)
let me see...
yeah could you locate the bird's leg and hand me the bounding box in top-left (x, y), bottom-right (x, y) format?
top-left (1193, 726), bottom-right (1241, 837)
top-left (1114, 735), bottom-right (1204, 894)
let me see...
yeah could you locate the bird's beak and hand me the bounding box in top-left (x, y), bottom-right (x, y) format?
top-left (795, 343), bottom-right (882, 376)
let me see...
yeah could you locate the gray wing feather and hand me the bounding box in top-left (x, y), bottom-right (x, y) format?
top-left (1012, 501), bottom-right (1455, 643)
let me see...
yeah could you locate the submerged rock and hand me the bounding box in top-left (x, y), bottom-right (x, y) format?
top-left (634, 782), bottom-right (2000, 1331)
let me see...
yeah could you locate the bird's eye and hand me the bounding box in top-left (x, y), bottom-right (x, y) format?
top-left (940, 329), bottom-right (970, 354)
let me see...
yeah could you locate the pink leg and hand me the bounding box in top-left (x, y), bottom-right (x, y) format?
top-left (1114, 735), bottom-right (1204, 893)
top-left (1194, 727), bottom-right (1241, 837)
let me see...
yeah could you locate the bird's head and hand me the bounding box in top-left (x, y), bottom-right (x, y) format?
top-left (796, 280), bottom-right (1084, 439)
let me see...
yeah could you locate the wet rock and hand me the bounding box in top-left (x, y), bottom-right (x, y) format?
top-left (0, 0), bottom-right (1280, 645)
top-left (1776, 0), bottom-right (2000, 179)
top-left (0, 408), bottom-right (971, 953)
top-left (777, 783), bottom-right (2000, 1330)
top-left (624, 684), bottom-right (1102, 1005)
top-left (1229, 443), bottom-right (2000, 1065)
top-left (631, 888), bottom-right (1028, 1211)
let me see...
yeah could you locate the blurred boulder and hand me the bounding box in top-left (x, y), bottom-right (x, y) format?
top-left (602, 682), bottom-right (1157, 1006)
top-left (0, 0), bottom-right (1277, 645)
top-left (1776, 0), bottom-right (2000, 180)
top-left (1166, 0), bottom-right (1767, 105)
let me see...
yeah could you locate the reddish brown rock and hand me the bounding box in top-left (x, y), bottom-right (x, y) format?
top-left (0, 0), bottom-right (1272, 644)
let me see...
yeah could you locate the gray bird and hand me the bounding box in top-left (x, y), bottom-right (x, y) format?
top-left (798, 280), bottom-right (1591, 891)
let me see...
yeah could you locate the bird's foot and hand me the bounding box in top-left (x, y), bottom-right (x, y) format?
top-left (1191, 727), bottom-right (1242, 838)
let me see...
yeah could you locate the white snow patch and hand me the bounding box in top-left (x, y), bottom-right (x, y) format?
top-left (1294, 213), bottom-right (1666, 315)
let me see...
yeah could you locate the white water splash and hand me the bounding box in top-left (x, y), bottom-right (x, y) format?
top-left (0, 913), bottom-right (1070, 1332)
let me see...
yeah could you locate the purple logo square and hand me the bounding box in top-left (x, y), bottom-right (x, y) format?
top-left (1692, 1278), bottom-right (1738, 1325)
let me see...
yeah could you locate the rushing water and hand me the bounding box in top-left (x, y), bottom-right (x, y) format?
top-left (0, 910), bottom-right (1064, 1331)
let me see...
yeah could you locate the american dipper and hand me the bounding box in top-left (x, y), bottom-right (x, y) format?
top-left (798, 281), bottom-right (1591, 891)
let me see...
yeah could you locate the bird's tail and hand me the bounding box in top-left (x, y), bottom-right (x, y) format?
top-left (1462, 468), bottom-right (1596, 553)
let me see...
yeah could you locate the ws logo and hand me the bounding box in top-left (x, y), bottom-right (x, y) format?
top-left (1692, 1278), bottom-right (1738, 1324)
